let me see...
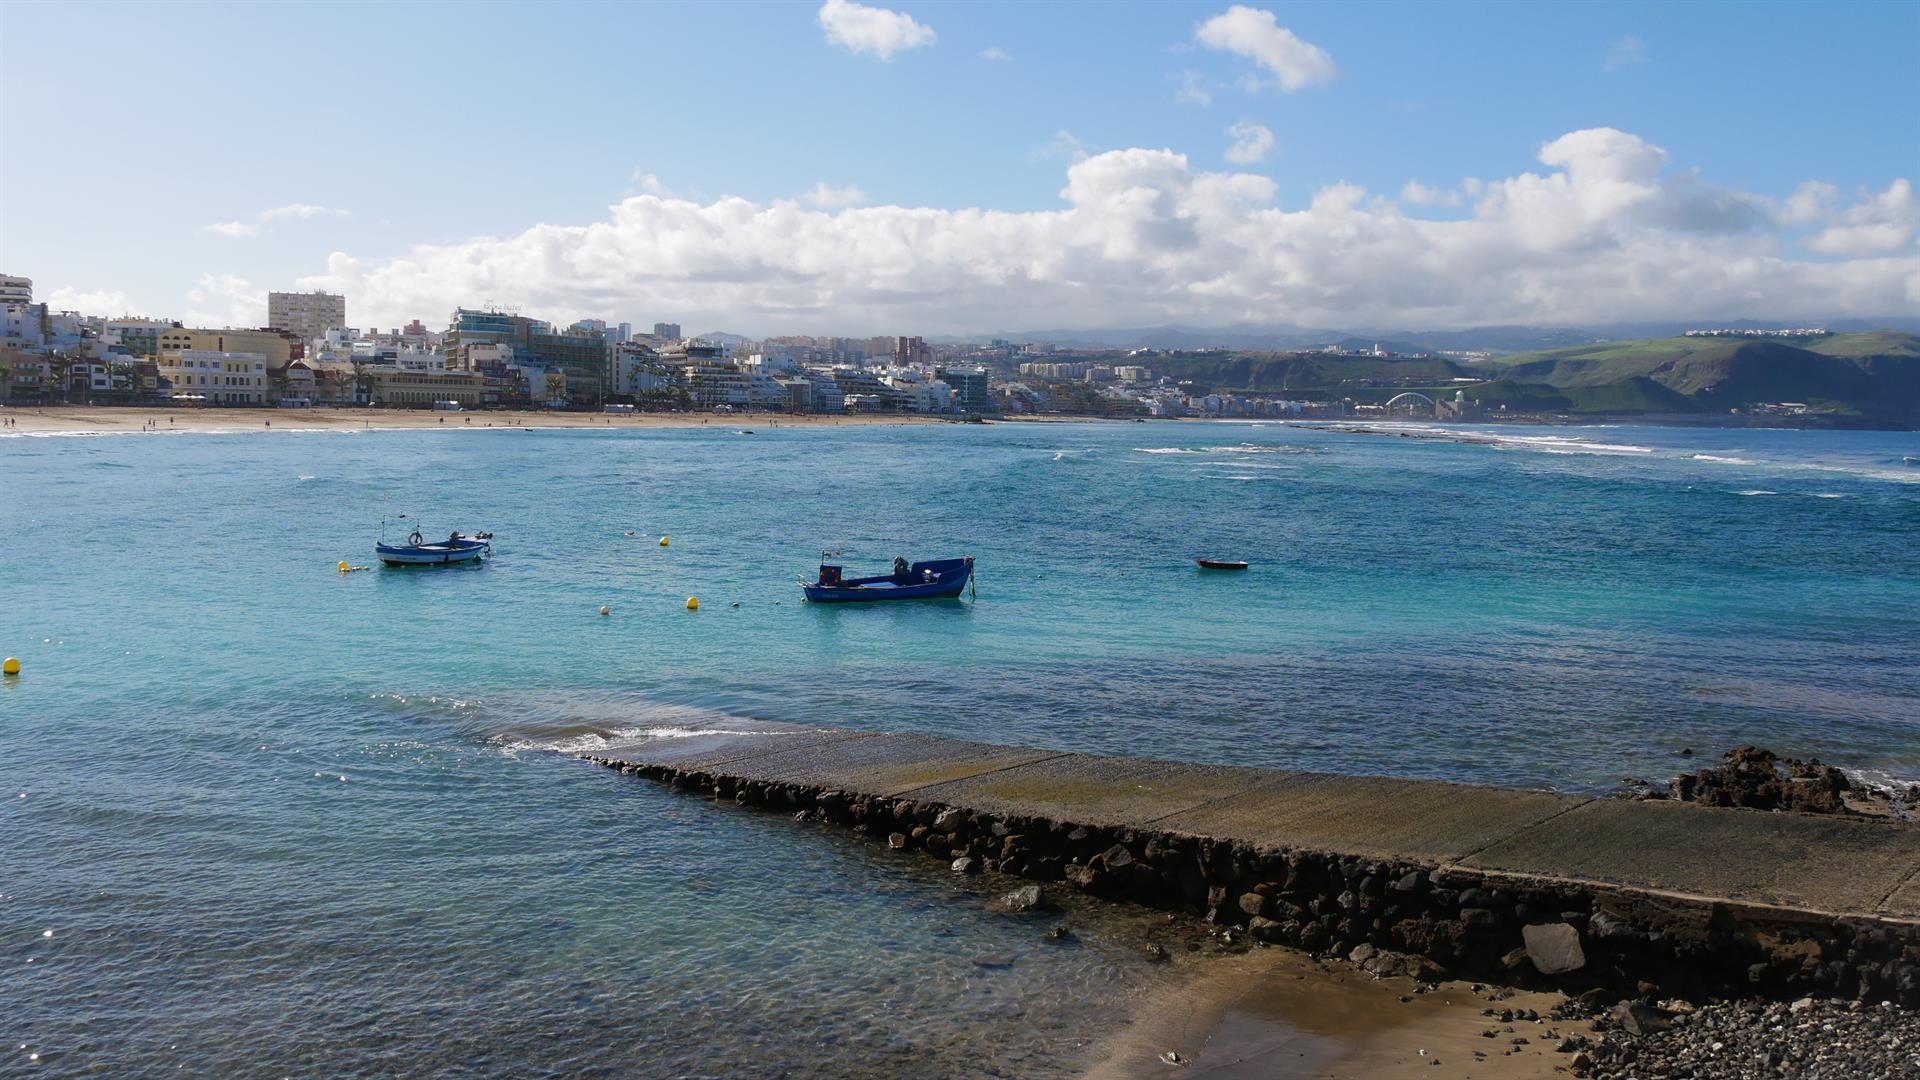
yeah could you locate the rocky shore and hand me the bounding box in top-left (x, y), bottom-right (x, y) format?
top-left (1622, 746), bottom-right (1920, 821)
top-left (584, 752), bottom-right (1920, 1011)
top-left (1556, 995), bottom-right (1920, 1078)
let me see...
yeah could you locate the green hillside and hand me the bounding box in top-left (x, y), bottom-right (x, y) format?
top-left (1487, 332), bottom-right (1920, 424)
top-left (1157, 352), bottom-right (1467, 392)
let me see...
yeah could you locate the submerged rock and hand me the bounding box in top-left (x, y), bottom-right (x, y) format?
top-left (998, 885), bottom-right (1045, 913)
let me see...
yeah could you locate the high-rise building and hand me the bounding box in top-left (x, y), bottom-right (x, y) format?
top-left (936, 366), bottom-right (992, 413)
top-left (443, 308), bottom-right (610, 407)
top-left (653, 322), bottom-right (681, 340)
top-left (268, 291), bottom-right (347, 342)
top-left (0, 274), bottom-right (31, 306)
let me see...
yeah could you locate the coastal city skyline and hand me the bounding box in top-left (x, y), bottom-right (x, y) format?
top-left (3, 2), bottom-right (1916, 335)
top-left (6, 5), bottom-right (1920, 1078)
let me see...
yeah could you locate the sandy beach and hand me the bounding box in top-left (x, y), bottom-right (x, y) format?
top-left (1087, 948), bottom-right (1588, 1079)
top-left (0, 405), bottom-right (977, 436)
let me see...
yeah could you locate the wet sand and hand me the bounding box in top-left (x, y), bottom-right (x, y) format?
top-left (1087, 949), bottom-right (1587, 1080)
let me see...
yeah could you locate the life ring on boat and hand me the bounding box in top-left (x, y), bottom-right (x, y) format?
top-left (407, 530), bottom-right (423, 546)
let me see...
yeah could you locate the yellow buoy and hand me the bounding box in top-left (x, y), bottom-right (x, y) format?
top-left (659, 536), bottom-right (670, 547)
top-left (2, 657), bottom-right (18, 676)
top-left (337, 561), bottom-right (351, 573)
top-left (685, 597), bottom-right (699, 611)
top-left (599, 605), bottom-right (611, 616)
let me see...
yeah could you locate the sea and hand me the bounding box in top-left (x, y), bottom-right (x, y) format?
top-left (4, 418), bottom-right (1917, 1076)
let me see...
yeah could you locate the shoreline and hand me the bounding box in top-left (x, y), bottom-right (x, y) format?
top-left (0, 405), bottom-right (946, 436)
top-left (1087, 948), bottom-right (1585, 1079)
top-left (0, 405), bottom-right (1148, 437)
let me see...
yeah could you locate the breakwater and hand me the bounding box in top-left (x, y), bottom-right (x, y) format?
top-left (586, 723), bottom-right (1920, 1006)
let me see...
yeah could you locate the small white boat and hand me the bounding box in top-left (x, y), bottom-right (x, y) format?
top-left (376, 530), bottom-right (492, 567)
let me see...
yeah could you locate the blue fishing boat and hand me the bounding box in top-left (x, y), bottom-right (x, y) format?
top-left (376, 529), bottom-right (492, 567)
top-left (801, 556), bottom-right (973, 603)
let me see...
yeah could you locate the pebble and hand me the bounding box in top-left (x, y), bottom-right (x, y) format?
top-left (1574, 996), bottom-right (1920, 1079)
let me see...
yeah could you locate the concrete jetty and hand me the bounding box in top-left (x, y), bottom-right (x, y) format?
top-left (584, 721), bottom-right (1920, 1004)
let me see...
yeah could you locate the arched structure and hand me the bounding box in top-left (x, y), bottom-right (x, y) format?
top-left (1384, 391), bottom-right (1437, 416)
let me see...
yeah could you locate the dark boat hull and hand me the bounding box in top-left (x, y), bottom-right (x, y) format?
top-left (802, 557), bottom-right (972, 603)
top-left (376, 538), bottom-right (490, 566)
top-left (1195, 559), bottom-right (1248, 570)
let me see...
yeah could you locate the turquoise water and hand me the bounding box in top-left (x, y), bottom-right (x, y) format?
top-left (4, 418), bottom-right (1918, 1075)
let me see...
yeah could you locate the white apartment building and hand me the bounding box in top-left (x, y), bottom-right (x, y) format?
top-left (0, 274), bottom-right (31, 305)
top-left (159, 349), bottom-right (268, 405)
top-left (268, 290), bottom-right (347, 343)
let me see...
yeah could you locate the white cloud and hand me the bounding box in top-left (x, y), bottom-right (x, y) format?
top-left (260, 203), bottom-right (349, 221)
top-left (1605, 36), bottom-right (1647, 72)
top-left (631, 172), bottom-right (669, 195)
top-left (978, 46), bottom-right (1011, 62)
top-left (817, 0), bottom-right (935, 61)
top-left (1173, 70), bottom-right (1215, 107)
top-left (1032, 129), bottom-right (1089, 163)
top-left (801, 181), bottom-right (868, 208)
top-left (1194, 6), bottom-right (1336, 92)
top-left (204, 203), bottom-right (348, 238)
top-left (1804, 179), bottom-right (1917, 256)
top-left (1401, 180), bottom-right (1462, 208)
top-left (184, 274), bottom-right (266, 328)
top-left (1224, 120), bottom-right (1275, 164)
top-left (43, 286), bottom-right (134, 314)
top-left (295, 128), bottom-right (1919, 335)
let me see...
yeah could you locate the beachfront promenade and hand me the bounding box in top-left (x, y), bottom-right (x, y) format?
top-left (585, 722), bottom-right (1920, 1004)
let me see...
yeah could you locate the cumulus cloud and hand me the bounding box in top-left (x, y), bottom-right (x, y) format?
top-left (1804, 179), bottom-right (1917, 256)
top-left (294, 127), bottom-right (1919, 335)
top-left (1224, 120), bottom-right (1275, 164)
top-left (817, 0), bottom-right (934, 61)
top-left (43, 285), bottom-right (134, 314)
top-left (204, 221), bottom-right (262, 239)
top-left (184, 274), bottom-right (266, 328)
top-left (801, 181), bottom-right (868, 208)
top-left (1400, 180), bottom-right (1462, 208)
top-left (1194, 6), bottom-right (1336, 92)
top-left (978, 45), bottom-right (1011, 62)
top-left (1604, 36), bottom-right (1646, 72)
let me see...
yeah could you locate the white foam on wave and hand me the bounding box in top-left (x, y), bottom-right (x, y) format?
top-left (1487, 433), bottom-right (1655, 455)
top-left (499, 724), bottom-right (793, 756)
top-left (0, 425), bottom-right (362, 440)
top-left (1135, 443), bottom-right (1292, 457)
top-left (1691, 454), bottom-right (1757, 465)
top-left (1732, 489), bottom-right (1779, 496)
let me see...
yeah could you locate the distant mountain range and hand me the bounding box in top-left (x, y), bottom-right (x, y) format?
top-left (927, 318), bottom-right (1920, 356)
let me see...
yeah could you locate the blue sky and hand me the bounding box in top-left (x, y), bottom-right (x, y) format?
top-left (2, 1), bottom-right (1915, 334)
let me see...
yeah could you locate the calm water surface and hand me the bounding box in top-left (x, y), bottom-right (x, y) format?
top-left (4, 418), bottom-right (1917, 1075)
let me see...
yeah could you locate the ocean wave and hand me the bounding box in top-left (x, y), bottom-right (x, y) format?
top-left (1690, 454), bottom-right (1757, 465)
top-left (496, 724), bottom-right (796, 756)
top-left (1732, 490), bottom-right (1779, 497)
top-left (1487, 434), bottom-right (1655, 455)
top-left (1134, 443), bottom-right (1299, 456)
